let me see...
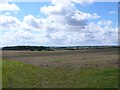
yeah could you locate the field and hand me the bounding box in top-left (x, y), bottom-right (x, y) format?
top-left (0, 50), bottom-right (2, 89)
top-left (2, 48), bottom-right (119, 88)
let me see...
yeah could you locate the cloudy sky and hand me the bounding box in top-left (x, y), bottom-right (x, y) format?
top-left (0, 0), bottom-right (118, 47)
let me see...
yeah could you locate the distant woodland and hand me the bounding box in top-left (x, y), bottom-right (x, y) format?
top-left (2, 46), bottom-right (119, 51)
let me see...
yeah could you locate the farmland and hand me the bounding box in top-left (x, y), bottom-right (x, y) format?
top-left (2, 48), bottom-right (119, 88)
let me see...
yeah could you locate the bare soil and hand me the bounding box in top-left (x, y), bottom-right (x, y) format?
top-left (2, 48), bottom-right (118, 68)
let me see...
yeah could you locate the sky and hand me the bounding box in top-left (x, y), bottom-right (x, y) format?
top-left (0, 0), bottom-right (119, 47)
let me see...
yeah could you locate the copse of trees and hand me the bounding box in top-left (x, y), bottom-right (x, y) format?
top-left (2, 46), bottom-right (53, 51)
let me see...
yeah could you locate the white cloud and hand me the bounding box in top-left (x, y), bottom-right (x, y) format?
top-left (98, 20), bottom-right (112, 26)
top-left (0, 15), bottom-right (21, 30)
top-left (23, 15), bottom-right (41, 29)
top-left (0, 0), bottom-right (9, 3)
top-left (72, 11), bottom-right (100, 20)
top-left (109, 11), bottom-right (117, 14)
top-left (0, 1), bottom-right (118, 46)
top-left (85, 21), bottom-right (118, 45)
top-left (40, 0), bottom-right (100, 29)
top-left (0, 3), bottom-right (20, 12)
top-left (51, 0), bottom-right (93, 5)
top-left (0, 18), bottom-right (118, 46)
top-left (22, 14), bottom-right (49, 32)
top-left (0, 30), bottom-right (37, 46)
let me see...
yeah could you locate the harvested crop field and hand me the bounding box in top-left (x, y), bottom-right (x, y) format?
top-left (2, 48), bottom-right (118, 68)
top-left (2, 48), bottom-right (119, 88)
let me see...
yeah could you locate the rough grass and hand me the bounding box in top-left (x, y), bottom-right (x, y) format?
top-left (2, 60), bottom-right (118, 88)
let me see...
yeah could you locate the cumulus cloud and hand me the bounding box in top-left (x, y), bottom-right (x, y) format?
top-left (0, 15), bottom-right (21, 30)
top-left (85, 21), bottom-right (118, 45)
top-left (0, 30), bottom-right (37, 46)
top-left (0, 1), bottom-right (118, 46)
top-left (23, 15), bottom-right (41, 29)
top-left (0, 3), bottom-right (20, 12)
top-left (40, 0), bottom-right (100, 29)
top-left (1, 19), bottom-right (117, 46)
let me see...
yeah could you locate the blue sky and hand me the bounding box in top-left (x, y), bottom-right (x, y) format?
top-left (10, 2), bottom-right (50, 20)
top-left (0, 1), bottom-right (118, 47)
top-left (76, 2), bottom-right (118, 26)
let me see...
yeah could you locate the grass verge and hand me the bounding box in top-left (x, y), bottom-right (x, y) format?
top-left (2, 60), bottom-right (118, 88)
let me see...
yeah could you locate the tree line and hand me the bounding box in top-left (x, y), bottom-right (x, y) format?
top-left (2, 45), bottom-right (119, 51)
top-left (2, 46), bottom-right (53, 51)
